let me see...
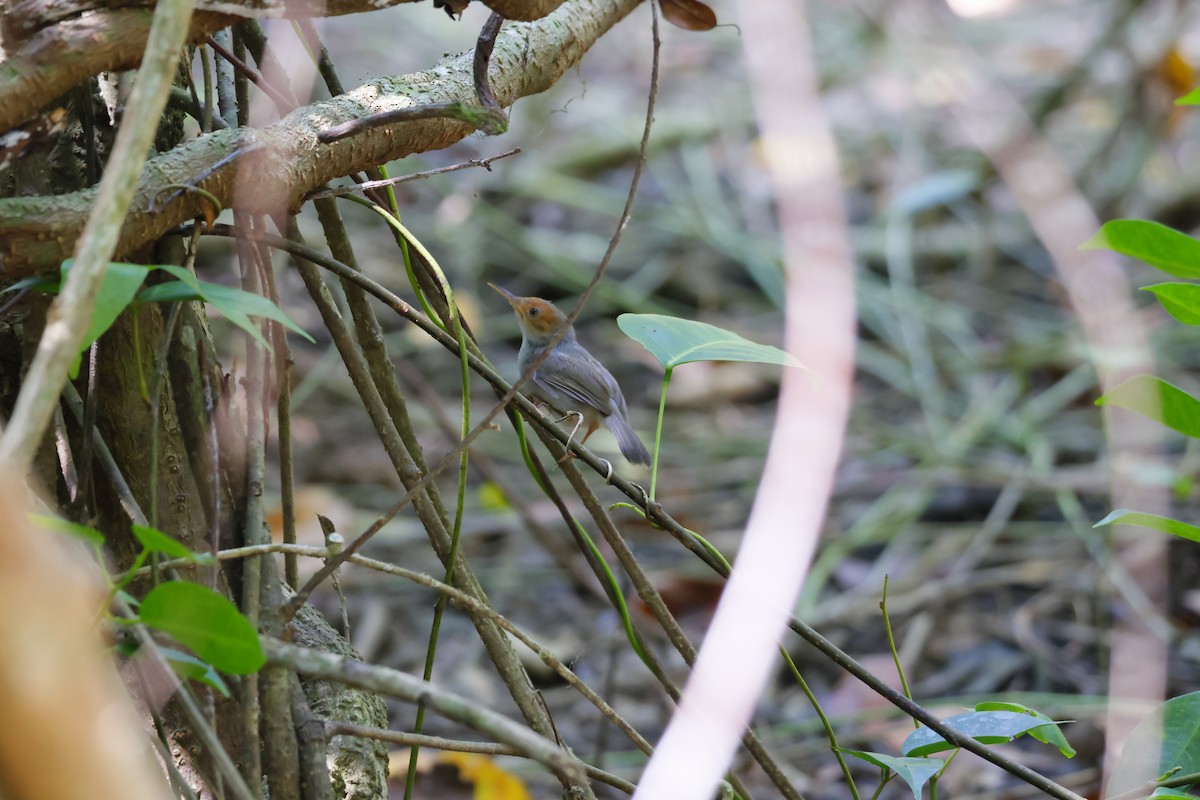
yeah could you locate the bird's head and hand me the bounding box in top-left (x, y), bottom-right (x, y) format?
top-left (489, 283), bottom-right (570, 344)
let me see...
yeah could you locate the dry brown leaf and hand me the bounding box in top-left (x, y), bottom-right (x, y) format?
top-left (660, 0), bottom-right (717, 31)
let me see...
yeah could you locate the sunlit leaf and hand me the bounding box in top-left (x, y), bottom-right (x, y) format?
top-left (1143, 283), bottom-right (1200, 326)
top-left (660, 0), bottom-right (717, 31)
top-left (1176, 87), bottom-right (1200, 106)
top-left (618, 313), bottom-right (802, 370)
top-left (1082, 220), bottom-right (1200, 279)
top-left (840, 750), bottom-right (942, 800)
top-left (1096, 374), bottom-right (1200, 439)
top-left (437, 752), bottom-right (532, 800)
top-left (139, 582), bottom-right (264, 674)
top-left (1095, 509), bottom-right (1200, 544)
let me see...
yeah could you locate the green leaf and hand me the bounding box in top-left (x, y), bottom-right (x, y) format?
top-left (29, 513), bottom-right (105, 546)
top-left (1108, 692), bottom-right (1200, 796)
top-left (974, 702), bottom-right (1075, 757)
top-left (2, 274), bottom-right (61, 294)
top-left (139, 582), bottom-right (264, 674)
top-left (1082, 221), bottom-right (1200, 279)
top-left (1148, 787), bottom-right (1199, 800)
top-left (1144, 282), bottom-right (1200, 326)
top-left (902, 711), bottom-right (1067, 757)
top-left (60, 260), bottom-right (151, 379)
top-left (840, 750), bottom-right (943, 800)
top-left (1096, 375), bottom-right (1200, 438)
top-left (131, 524), bottom-right (210, 562)
top-left (1095, 509), bottom-right (1200, 544)
top-left (617, 313), bottom-right (802, 370)
top-left (157, 646), bottom-right (230, 696)
top-left (1177, 87), bottom-right (1200, 106)
top-left (138, 267), bottom-right (314, 346)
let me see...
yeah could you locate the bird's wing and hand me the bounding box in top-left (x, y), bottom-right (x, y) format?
top-left (534, 346), bottom-right (615, 414)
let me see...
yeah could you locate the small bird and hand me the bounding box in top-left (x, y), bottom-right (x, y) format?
top-left (490, 283), bottom-right (651, 467)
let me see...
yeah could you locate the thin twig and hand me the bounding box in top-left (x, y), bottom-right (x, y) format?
top-left (205, 33), bottom-right (294, 113)
top-left (303, 148), bottom-right (521, 201)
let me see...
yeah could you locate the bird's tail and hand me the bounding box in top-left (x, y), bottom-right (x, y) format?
top-left (606, 413), bottom-right (651, 466)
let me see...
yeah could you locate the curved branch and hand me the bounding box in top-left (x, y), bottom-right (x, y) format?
top-left (0, 9), bottom-right (236, 133)
top-left (0, 0), bottom-right (641, 277)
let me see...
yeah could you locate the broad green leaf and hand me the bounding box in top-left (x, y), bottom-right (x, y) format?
top-left (138, 270), bottom-right (313, 346)
top-left (139, 582), bottom-right (264, 674)
top-left (131, 524), bottom-right (210, 562)
top-left (1177, 87), bottom-right (1200, 106)
top-left (840, 750), bottom-right (942, 800)
top-left (157, 646), bottom-right (230, 696)
top-left (30, 514), bottom-right (104, 546)
top-left (1095, 509), bottom-right (1200, 544)
top-left (1149, 787), bottom-right (1198, 800)
top-left (1096, 375), bottom-right (1200, 439)
top-left (617, 313), bottom-right (802, 370)
top-left (1108, 692), bottom-right (1200, 796)
top-left (1143, 283), bottom-right (1200, 326)
top-left (1082, 221), bottom-right (1200, 279)
top-left (61, 260), bottom-right (151, 379)
top-left (902, 711), bottom-right (1066, 757)
top-left (974, 702), bottom-right (1075, 757)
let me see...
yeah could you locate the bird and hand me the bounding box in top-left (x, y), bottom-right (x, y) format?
top-left (490, 283), bottom-right (651, 468)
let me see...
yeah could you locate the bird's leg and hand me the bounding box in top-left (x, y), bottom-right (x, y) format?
top-left (556, 412), bottom-right (586, 464)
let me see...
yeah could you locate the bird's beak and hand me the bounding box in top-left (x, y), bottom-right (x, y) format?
top-left (488, 282), bottom-right (520, 307)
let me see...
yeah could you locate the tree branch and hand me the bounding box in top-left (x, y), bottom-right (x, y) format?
top-left (0, 0), bottom-right (641, 277)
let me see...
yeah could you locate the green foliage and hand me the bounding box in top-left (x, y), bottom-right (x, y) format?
top-left (1142, 283), bottom-right (1200, 326)
top-left (617, 313), bottom-right (803, 500)
top-left (156, 645), bottom-right (232, 696)
top-left (1094, 509), bottom-right (1200, 544)
top-left (901, 709), bottom-right (1071, 758)
top-left (974, 702), bottom-right (1076, 757)
top-left (839, 750), bottom-right (942, 800)
top-left (139, 264), bottom-right (314, 348)
top-left (1107, 692), bottom-right (1200, 797)
top-left (617, 313), bottom-right (802, 370)
top-left (139, 581), bottom-right (265, 674)
top-left (131, 523), bottom-right (214, 563)
top-left (3, 261), bottom-right (313, 366)
top-left (1082, 220), bottom-right (1200, 279)
top-left (1096, 375), bottom-right (1200, 439)
top-left (30, 513), bottom-right (106, 546)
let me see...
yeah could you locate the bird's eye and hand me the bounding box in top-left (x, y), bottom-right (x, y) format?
top-left (527, 307), bottom-right (540, 318)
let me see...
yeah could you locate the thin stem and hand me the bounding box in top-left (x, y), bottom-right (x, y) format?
top-left (650, 365), bottom-right (671, 501)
